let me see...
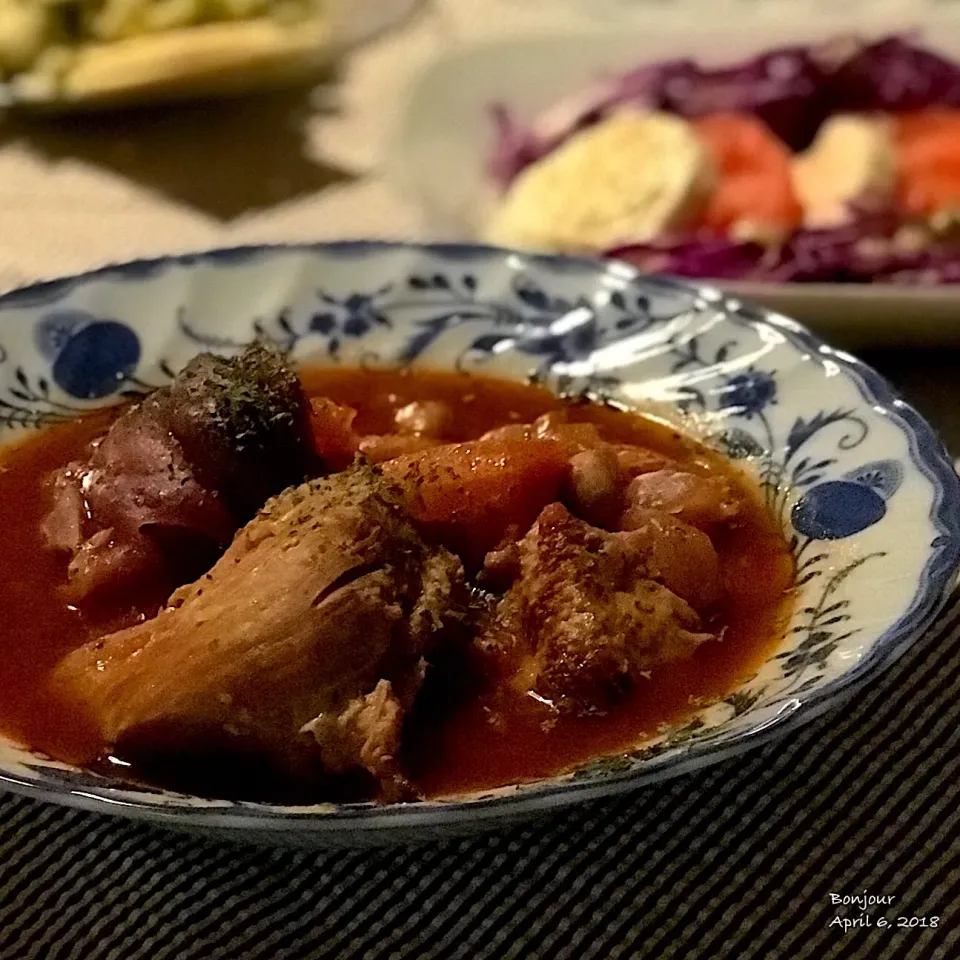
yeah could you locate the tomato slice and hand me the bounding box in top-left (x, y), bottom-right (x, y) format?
top-left (894, 109), bottom-right (960, 218)
top-left (694, 112), bottom-right (803, 238)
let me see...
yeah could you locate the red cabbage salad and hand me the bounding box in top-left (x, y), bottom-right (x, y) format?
top-left (486, 36), bottom-right (960, 284)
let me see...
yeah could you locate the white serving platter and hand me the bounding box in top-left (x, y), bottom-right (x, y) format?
top-left (387, 14), bottom-right (960, 347)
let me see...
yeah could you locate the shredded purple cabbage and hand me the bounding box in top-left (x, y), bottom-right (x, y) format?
top-left (823, 36), bottom-right (960, 114)
top-left (488, 34), bottom-right (960, 283)
top-left (489, 35), bottom-right (960, 189)
top-left (608, 218), bottom-right (960, 285)
top-left (653, 46), bottom-right (828, 151)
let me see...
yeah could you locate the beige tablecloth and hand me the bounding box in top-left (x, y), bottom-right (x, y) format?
top-left (0, 0), bottom-right (931, 290)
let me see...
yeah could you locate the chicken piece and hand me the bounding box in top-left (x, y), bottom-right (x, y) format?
top-left (43, 344), bottom-right (315, 603)
top-left (614, 507), bottom-right (722, 611)
top-left (486, 503), bottom-right (713, 715)
top-left (621, 468), bottom-right (740, 531)
top-left (302, 679), bottom-right (406, 784)
top-left (565, 446), bottom-right (625, 527)
top-left (484, 414), bottom-right (675, 529)
top-left (53, 466), bottom-right (466, 799)
top-left (43, 407), bottom-right (238, 601)
top-left (481, 540), bottom-right (522, 588)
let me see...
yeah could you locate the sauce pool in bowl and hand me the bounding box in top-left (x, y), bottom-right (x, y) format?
top-left (0, 368), bottom-right (793, 800)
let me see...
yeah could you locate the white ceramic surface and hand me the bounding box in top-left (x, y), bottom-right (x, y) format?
top-left (0, 241), bottom-right (956, 845)
top-left (387, 20), bottom-right (960, 347)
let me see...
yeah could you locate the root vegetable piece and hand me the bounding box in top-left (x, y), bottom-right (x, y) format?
top-left (382, 436), bottom-right (571, 567)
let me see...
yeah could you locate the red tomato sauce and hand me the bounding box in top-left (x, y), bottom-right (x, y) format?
top-left (0, 368), bottom-right (794, 797)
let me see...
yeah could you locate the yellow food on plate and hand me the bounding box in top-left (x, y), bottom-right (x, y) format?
top-left (0, 0), bottom-right (48, 74)
top-left (791, 114), bottom-right (897, 228)
top-left (485, 110), bottom-right (716, 254)
top-left (0, 0), bottom-right (334, 106)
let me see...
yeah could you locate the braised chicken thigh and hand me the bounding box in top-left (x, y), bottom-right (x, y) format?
top-left (55, 466), bottom-right (465, 799)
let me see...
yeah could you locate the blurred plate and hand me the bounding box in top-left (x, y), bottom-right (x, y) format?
top-left (2, 0), bottom-right (426, 112)
top-left (334, 0), bottom-right (426, 48)
top-left (387, 14), bottom-right (960, 347)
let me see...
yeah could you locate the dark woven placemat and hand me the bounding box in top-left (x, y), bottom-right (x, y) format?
top-left (2, 593), bottom-right (959, 960)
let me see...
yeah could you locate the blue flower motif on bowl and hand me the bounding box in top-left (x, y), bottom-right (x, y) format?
top-left (718, 369), bottom-right (778, 419)
top-left (792, 459), bottom-right (904, 541)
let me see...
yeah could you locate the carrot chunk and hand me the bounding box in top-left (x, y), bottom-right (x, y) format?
top-left (308, 397), bottom-right (361, 472)
top-left (382, 437), bottom-right (570, 566)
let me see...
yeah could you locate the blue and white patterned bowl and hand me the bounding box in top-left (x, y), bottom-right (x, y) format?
top-left (1, 242), bottom-right (958, 846)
